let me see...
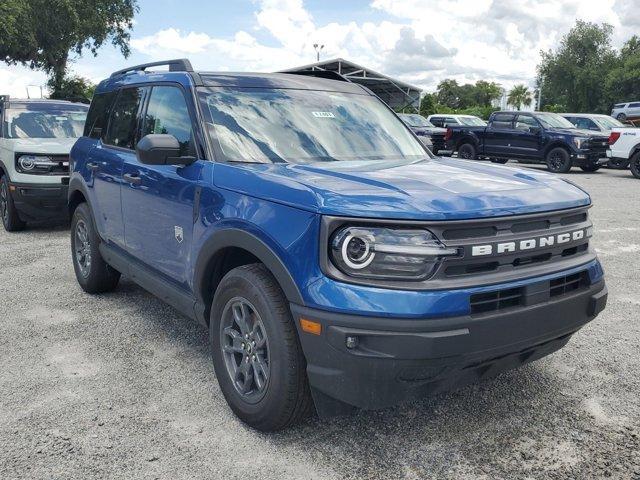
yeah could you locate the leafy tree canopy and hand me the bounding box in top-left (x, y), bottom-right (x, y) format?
top-left (0, 0), bottom-right (138, 97)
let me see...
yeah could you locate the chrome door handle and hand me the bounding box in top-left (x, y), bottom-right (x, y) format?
top-left (123, 173), bottom-right (142, 185)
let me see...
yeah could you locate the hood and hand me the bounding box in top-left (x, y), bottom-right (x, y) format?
top-left (2, 138), bottom-right (78, 155)
top-left (411, 126), bottom-right (447, 136)
top-left (546, 127), bottom-right (607, 139)
top-left (213, 157), bottom-right (590, 221)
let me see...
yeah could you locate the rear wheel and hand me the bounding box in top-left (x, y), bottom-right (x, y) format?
top-left (580, 163), bottom-right (600, 172)
top-left (617, 113), bottom-right (627, 122)
top-left (546, 147), bottom-right (572, 173)
top-left (210, 264), bottom-right (312, 431)
top-left (0, 175), bottom-right (26, 232)
top-left (458, 143), bottom-right (476, 160)
top-left (70, 203), bottom-right (120, 293)
top-left (630, 152), bottom-right (640, 179)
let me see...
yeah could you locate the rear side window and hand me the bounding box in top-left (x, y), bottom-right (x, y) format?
top-left (614, 103), bottom-right (626, 108)
top-left (490, 113), bottom-right (514, 129)
top-left (141, 86), bottom-right (195, 156)
top-left (104, 87), bottom-right (145, 150)
top-left (629, 102), bottom-right (640, 108)
top-left (574, 117), bottom-right (597, 130)
top-left (430, 116), bottom-right (444, 127)
top-left (84, 91), bottom-right (116, 138)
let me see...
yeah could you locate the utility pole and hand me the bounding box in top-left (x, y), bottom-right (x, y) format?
top-left (313, 43), bottom-right (324, 62)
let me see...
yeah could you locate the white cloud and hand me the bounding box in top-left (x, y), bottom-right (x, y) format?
top-left (1, 0), bottom-right (636, 97)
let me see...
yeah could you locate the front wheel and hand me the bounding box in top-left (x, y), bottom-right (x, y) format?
top-left (617, 113), bottom-right (627, 122)
top-left (70, 203), bottom-right (120, 293)
top-left (546, 147), bottom-right (572, 173)
top-left (210, 264), bottom-right (312, 431)
top-left (0, 175), bottom-right (26, 232)
top-left (580, 163), bottom-right (600, 172)
top-left (630, 152), bottom-right (640, 179)
top-left (458, 143), bottom-right (476, 160)
top-left (491, 158), bottom-right (509, 164)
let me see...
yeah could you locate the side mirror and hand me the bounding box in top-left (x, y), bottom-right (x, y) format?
top-left (136, 134), bottom-right (195, 166)
top-left (529, 126), bottom-right (541, 134)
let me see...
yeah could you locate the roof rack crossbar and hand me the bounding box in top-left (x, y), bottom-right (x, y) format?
top-left (110, 58), bottom-right (193, 78)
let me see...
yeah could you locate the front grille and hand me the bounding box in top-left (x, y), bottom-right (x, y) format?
top-left (470, 271), bottom-right (590, 315)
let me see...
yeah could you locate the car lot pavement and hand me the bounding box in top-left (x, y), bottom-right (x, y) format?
top-left (0, 165), bottom-right (639, 479)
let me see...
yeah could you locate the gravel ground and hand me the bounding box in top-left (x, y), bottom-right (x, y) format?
top-left (1, 165), bottom-right (639, 480)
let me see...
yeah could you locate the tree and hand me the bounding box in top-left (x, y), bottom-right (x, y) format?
top-left (435, 79), bottom-right (503, 109)
top-left (472, 80), bottom-right (503, 107)
top-left (507, 85), bottom-right (532, 109)
top-left (419, 93), bottom-right (436, 117)
top-left (536, 21), bottom-right (617, 113)
top-left (435, 79), bottom-right (462, 109)
top-left (604, 36), bottom-right (640, 107)
top-left (47, 75), bottom-right (96, 102)
top-left (0, 0), bottom-right (138, 96)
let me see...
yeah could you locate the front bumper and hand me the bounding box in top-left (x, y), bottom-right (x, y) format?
top-left (9, 181), bottom-right (69, 222)
top-left (292, 279), bottom-right (607, 416)
top-left (572, 148), bottom-right (608, 165)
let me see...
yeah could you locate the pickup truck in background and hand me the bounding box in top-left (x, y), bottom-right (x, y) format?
top-left (445, 111), bottom-right (610, 173)
top-left (607, 128), bottom-right (640, 178)
top-left (397, 113), bottom-right (448, 154)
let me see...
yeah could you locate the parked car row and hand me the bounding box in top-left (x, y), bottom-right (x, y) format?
top-left (0, 60), bottom-right (610, 432)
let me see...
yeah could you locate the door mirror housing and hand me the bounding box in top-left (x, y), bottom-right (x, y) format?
top-left (529, 125), bottom-right (541, 134)
top-left (136, 134), bottom-right (195, 166)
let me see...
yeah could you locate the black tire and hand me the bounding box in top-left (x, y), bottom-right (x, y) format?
top-left (617, 113), bottom-right (627, 122)
top-left (0, 175), bottom-right (26, 232)
top-left (491, 158), bottom-right (509, 164)
top-left (210, 264), bottom-right (312, 431)
top-left (545, 147), bottom-right (572, 173)
top-left (630, 152), bottom-right (640, 179)
top-left (70, 203), bottom-right (120, 293)
top-left (458, 143), bottom-right (476, 160)
top-left (606, 158), bottom-right (630, 169)
top-left (580, 163), bottom-right (600, 172)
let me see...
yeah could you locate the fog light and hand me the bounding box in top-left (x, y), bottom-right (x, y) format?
top-left (345, 336), bottom-right (358, 349)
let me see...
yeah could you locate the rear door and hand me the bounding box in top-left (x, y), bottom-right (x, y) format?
top-left (627, 102), bottom-right (640, 119)
top-left (483, 113), bottom-right (515, 157)
top-left (87, 87), bottom-right (146, 248)
top-left (121, 83), bottom-right (203, 287)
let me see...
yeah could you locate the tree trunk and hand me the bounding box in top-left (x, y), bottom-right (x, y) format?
top-left (49, 54), bottom-right (68, 98)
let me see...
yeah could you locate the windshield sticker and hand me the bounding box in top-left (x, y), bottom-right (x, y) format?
top-left (312, 111), bottom-right (335, 118)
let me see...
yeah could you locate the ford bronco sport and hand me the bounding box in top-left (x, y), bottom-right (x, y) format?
top-left (68, 59), bottom-right (608, 431)
top-left (0, 97), bottom-right (88, 231)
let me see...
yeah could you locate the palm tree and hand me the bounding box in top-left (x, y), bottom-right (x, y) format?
top-left (507, 85), bottom-right (533, 110)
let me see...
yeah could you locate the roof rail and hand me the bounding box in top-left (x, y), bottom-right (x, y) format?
top-left (284, 70), bottom-right (352, 83)
top-left (110, 59), bottom-right (193, 78)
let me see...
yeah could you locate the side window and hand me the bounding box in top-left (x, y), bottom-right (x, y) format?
top-left (490, 113), bottom-right (514, 129)
top-left (443, 117), bottom-right (457, 127)
top-left (84, 91), bottom-right (116, 138)
top-left (104, 87), bottom-right (145, 150)
top-left (629, 102), bottom-right (640, 108)
top-left (142, 86), bottom-right (195, 156)
top-left (574, 117), bottom-right (597, 130)
top-left (430, 117), bottom-right (443, 127)
top-left (514, 115), bottom-right (538, 131)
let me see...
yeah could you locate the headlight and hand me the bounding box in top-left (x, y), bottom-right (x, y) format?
top-left (16, 155), bottom-right (67, 174)
top-left (573, 137), bottom-right (589, 149)
top-left (330, 226), bottom-right (460, 280)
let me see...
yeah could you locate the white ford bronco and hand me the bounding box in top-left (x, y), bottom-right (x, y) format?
top-left (0, 96), bottom-right (88, 231)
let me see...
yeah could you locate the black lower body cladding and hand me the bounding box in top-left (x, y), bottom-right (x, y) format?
top-left (291, 280), bottom-right (607, 416)
top-left (9, 181), bottom-right (69, 222)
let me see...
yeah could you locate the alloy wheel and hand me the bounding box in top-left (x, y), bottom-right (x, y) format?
top-left (74, 219), bottom-right (92, 278)
top-left (549, 151), bottom-right (564, 170)
top-left (220, 297), bottom-right (270, 403)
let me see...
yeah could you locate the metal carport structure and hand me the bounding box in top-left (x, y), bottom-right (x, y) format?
top-left (279, 58), bottom-right (421, 112)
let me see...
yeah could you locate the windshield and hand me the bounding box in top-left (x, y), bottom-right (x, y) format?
top-left (535, 112), bottom-right (576, 129)
top-left (593, 115), bottom-right (627, 130)
top-left (198, 88), bottom-right (427, 164)
top-left (399, 114), bottom-right (433, 127)
top-left (459, 116), bottom-right (486, 126)
top-left (4, 104), bottom-right (88, 139)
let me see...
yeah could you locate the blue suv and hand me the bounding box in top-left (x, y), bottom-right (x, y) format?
top-left (68, 59), bottom-right (608, 431)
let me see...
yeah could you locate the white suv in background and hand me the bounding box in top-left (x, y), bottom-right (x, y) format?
top-left (610, 101), bottom-right (640, 122)
top-left (607, 127), bottom-right (640, 179)
top-left (0, 97), bottom-right (88, 231)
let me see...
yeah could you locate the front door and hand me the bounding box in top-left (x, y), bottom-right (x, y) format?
top-left (483, 113), bottom-right (515, 157)
top-left (512, 114), bottom-right (542, 158)
top-left (121, 84), bottom-right (203, 287)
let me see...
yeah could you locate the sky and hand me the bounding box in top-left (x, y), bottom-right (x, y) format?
top-left (1, 0), bottom-right (638, 98)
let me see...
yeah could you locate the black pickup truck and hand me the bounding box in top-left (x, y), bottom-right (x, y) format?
top-left (444, 111), bottom-right (610, 173)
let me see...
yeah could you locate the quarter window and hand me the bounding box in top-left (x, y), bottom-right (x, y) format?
top-left (142, 86), bottom-right (195, 156)
top-left (84, 91), bottom-right (116, 138)
top-left (104, 87), bottom-right (145, 149)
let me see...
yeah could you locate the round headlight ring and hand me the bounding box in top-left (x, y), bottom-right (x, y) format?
top-left (341, 233), bottom-right (375, 270)
top-left (19, 155), bottom-right (36, 171)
